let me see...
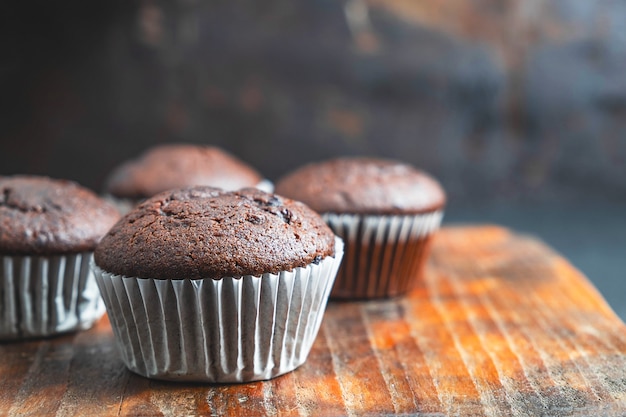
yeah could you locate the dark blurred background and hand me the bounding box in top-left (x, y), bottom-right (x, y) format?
top-left (1, 1), bottom-right (625, 316)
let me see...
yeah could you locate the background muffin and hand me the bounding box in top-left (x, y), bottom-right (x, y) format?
top-left (104, 144), bottom-right (272, 211)
top-left (93, 186), bottom-right (343, 382)
top-left (276, 157), bottom-right (445, 299)
top-left (0, 175), bottom-right (120, 339)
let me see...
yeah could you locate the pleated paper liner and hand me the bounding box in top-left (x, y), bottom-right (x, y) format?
top-left (0, 252), bottom-right (105, 340)
top-left (323, 211), bottom-right (443, 299)
top-left (94, 237), bottom-right (343, 383)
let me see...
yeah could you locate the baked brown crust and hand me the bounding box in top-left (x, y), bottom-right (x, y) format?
top-left (275, 157), bottom-right (446, 215)
top-left (0, 176), bottom-right (120, 255)
top-left (94, 186), bottom-right (336, 280)
top-left (105, 144), bottom-right (263, 199)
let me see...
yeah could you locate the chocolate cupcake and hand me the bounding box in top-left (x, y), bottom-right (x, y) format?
top-left (93, 186), bottom-right (343, 382)
top-left (0, 176), bottom-right (120, 339)
top-left (276, 157), bottom-right (445, 299)
top-left (104, 144), bottom-right (272, 211)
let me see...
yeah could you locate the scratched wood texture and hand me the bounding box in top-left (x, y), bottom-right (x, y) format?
top-left (2, 225), bottom-right (626, 417)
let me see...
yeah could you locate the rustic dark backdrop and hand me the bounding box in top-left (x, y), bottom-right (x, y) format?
top-left (2, 0), bottom-right (626, 203)
top-left (1, 1), bottom-right (626, 315)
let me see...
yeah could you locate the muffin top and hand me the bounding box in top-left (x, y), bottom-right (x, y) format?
top-left (95, 186), bottom-right (336, 280)
top-left (0, 176), bottom-right (121, 255)
top-left (275, 157), bottom-right (446, 215)
top-left (104, 144), bottom-right (264, 199)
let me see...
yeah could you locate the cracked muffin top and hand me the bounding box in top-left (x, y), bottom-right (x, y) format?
top-left (275, 157), bottom-right (446, 215)
top-left (94, 186), bottom-right (336, 280)
top-left (104, 144), bottom-right (264, 199)
top-left (0, 176), bottom-right (121, 255)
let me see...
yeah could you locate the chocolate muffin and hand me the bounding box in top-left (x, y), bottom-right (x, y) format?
top-left (103, 144), bottom-right (271, 211)
top-left (93, 186), bottom-right (343, 382)
top-left (0, 175), bottom-right (120, 339)
top-left (276, 157), bottom-right (445, 299)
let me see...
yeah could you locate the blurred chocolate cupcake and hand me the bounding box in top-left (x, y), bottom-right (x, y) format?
top-left (104, 144), bottom-right (272, 212)
top-left (0, 175), bottom-right (120, 339)
top-left (93, 186), bottom-right (343, 382)
top-left (276, 157), bottom-right (445, 299)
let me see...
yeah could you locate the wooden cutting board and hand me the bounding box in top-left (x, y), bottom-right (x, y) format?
top-left (2, 226), bottom-right (626, 416)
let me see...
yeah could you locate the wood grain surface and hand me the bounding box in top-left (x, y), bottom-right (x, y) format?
top-left (2, 225), bottom-right (626, 416)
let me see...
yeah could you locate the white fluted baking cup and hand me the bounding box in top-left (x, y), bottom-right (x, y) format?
top-left (323, 211), bottom-right (443, 299)
top-left (0, 252), bottom-right (105, 340)
top-left (94, 237), bottom-right (343, 383)
top-left (101, 195), bottom-right (136, 216)
top-left (254, 179), bottom-right (274, 193)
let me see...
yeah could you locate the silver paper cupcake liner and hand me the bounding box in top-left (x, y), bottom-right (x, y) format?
top-left (323, 211), bottom-right (443, 299)
top-left (93, 237), bottom-right (343, 383)
top-left (0, 252), bottom-right (105, 340)
top-left (254, 179), bottom-right (274, 193)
